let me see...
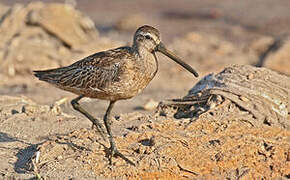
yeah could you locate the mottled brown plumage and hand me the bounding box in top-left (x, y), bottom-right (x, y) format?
top-left (34, 25), bottom-right (198, 166)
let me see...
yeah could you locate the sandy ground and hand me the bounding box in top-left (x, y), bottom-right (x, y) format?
top-left (0, 0), bottom-right (289, 179)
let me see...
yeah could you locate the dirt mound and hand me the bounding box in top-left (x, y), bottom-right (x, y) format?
top-left (12, 65), bottom-right (287, 179)
top-left (31, 117), bottom-right (290, 179)
top-left (0, 2), bottom-right (121, 78)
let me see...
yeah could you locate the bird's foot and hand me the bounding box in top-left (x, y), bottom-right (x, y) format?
top-left (108, 145), bottom-right (135, 166)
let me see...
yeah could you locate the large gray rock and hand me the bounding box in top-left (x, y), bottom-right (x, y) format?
top-left (160, 65), bottom-right (290, 129)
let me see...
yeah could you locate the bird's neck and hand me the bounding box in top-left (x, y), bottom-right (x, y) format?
top-left (132, 44), bottom-right (152, 59)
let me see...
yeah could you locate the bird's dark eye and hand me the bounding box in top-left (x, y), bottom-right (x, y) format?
top-left (145, 35), bottom-right (152, 40)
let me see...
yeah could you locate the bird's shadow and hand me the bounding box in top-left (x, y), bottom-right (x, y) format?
top-left (14, 144), bottom-right (38, 174)
top-left (0, 132), bottom-right (37, 174)
top-left (2, 129), bottom-right (135, 176)
top-left (0, 132), bottom-right (31, 144)
top-left (0, 131), bottom-right (90, 175)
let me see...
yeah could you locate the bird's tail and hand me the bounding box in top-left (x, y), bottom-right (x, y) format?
top-left (33, 68), bottom-right (63, 83)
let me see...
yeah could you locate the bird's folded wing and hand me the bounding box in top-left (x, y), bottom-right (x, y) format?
top-left (34, 47), bottom-right (131, 92)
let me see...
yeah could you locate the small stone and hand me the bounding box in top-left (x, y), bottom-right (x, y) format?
top-left (143, 99), bottom-right (159, 111)
top-left (216, 95), bottom-right (223, 103)
top-left (57, 155), bottom-right (63, 160)
top-left (199, 107), bottom-right (205, 112)
top-left (8, 65), bottom-right (15, 76)
top-left (209, 102), bottom-right (216, 109)
top-left (22, 104), bottom-right (38, 115)
top-left (247, 74), bottom-right (254, 80)
top-left (11, 109), bottom-right (19, 115)
top-left (240, 96), bottom-right (249, 102)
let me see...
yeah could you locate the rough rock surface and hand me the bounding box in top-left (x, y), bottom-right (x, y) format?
top-left (175, 65), bottom-right (290, 129)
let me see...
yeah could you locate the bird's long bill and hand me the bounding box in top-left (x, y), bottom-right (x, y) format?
top-left (156, 42), bottom-right (199, 77)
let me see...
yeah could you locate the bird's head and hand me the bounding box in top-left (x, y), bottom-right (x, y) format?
top-left (133, 25), bottom-right (199, 77)
top-left (133, 25), bottom-right (161, 53)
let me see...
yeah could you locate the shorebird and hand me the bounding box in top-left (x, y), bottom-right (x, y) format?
top-left (34, 25), bottom-right (199, 166)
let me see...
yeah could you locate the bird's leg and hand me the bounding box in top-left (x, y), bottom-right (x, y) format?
top-left (71, 95), bottom-right (106, 140)
top-left (103, 101), bottom-right (135, 166)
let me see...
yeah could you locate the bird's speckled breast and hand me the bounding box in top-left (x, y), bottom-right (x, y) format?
top-left (108, 52), bottom-right (158, 100)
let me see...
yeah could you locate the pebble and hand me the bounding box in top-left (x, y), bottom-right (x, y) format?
top-left (240, 96), bottom-right (249, 102)
top-left (143, 99), bottom-right (159, 111)
top-left (247, 74), bottom-right (254, 80)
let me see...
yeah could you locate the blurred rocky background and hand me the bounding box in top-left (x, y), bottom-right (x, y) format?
top-left (0, 0), bottom-right (289, 179)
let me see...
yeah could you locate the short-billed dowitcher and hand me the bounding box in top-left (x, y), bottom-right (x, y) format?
top-left (34, 25), bottom-right (199, 166)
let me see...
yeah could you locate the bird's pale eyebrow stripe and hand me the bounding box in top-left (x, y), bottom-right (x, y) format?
top-left (138, 32), bottom-right (154, 38)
